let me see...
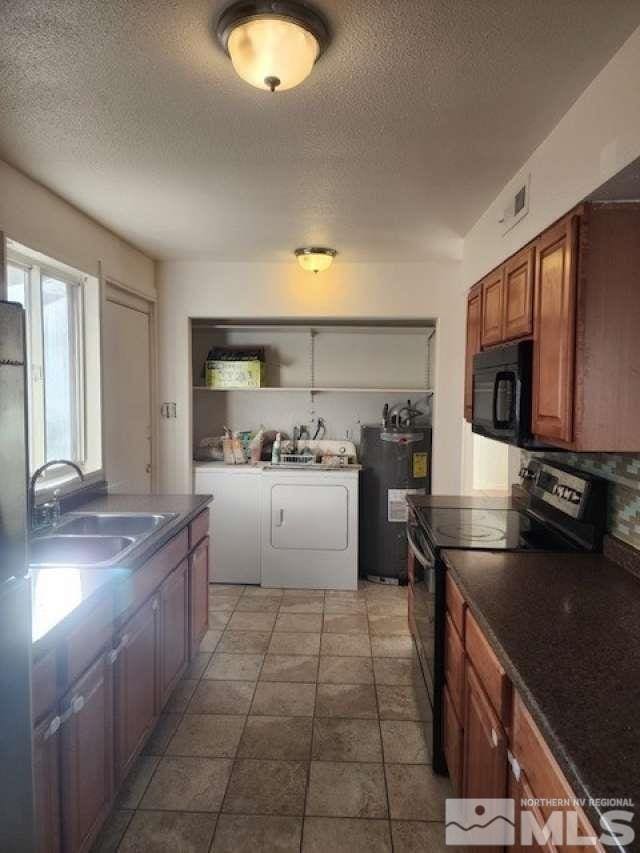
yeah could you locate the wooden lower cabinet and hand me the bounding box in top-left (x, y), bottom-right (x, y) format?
top-left (510, 765), bottom-right (556, 852)
top-left (114, 595), bottom-right (160, 784)
top-left (159, 559), bottom-right (190, 706)
top-left (442, 684), bottom-right (463, 794)
top-left (189, 537), bottom-right (209, 657)
top-left (463, 661), bottom-right (508, 798)
top-left (60, 653), bottom-right (114, 853)
top-left (33, 714), bottom-right (62, 853)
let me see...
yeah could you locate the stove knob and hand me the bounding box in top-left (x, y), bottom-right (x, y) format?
top-left (569, 490), bottom-right (582, 504)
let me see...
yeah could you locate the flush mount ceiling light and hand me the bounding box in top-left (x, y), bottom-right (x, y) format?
top-left (295, 247), bottom-right (337, 273)
top-left (216, 1), bottom-right (330, 92)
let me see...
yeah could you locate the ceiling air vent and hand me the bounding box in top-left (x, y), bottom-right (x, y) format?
top-left (499, 174), bottom-right (530, 235)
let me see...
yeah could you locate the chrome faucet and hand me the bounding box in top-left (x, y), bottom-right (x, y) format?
top-left (29, 459), bottom-right (85, 532)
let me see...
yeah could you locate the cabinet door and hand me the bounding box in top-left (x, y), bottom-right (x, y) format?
top-left (159, 560), bottom-right (189, 707)
top-left (190, 537), bottom-right (210, 657)
top-left (114, 596), bottom-right (160, 784)
top-left (33, 714), bottom-right (62, 853)
top-left (464, 284), bottom-right (482, 420)
top-left (532, 215), bottom-right (579, 444)
top-left (463, 663), bottom-right (508, 852)
top-left (271, 484), bottom-right (348, 550)
top-left (60, 653), bottom-right (114, 853)
top-left (443, 684), bottom-right (463, 794)
top-left (481, 268), bottom-right (505, 347)
top-left (510, 766), bottom-right (557, 852)
top-left (504, 245), bottom-right (535, 340)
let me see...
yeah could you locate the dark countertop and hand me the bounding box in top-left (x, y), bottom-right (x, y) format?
top-left (408, 494), bottom-right (519, 509)
top-left (31, 493), bottom-right (212, 655)
top-left (442, 548), bottom-right (640, 849)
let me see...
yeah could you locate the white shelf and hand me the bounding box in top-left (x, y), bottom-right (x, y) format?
top-left (193, 386), bottom-right (434, 394)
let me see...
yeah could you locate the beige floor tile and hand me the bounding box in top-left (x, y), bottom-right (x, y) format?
top-left (183, 652), bottom-right (212, 680)
top-left (366, 599), bottom-right (408, 616)
top-left (212, 815), bottom-right (302, 853)
top-left (211, 583), bottom-right (245, 593)
top-left (315, 683), bottom-right (378, 719)
top-left (380, 720), bottom-right (431, 764)
top-left (165, 679), bottom-right (198, 713)
top-left (323, 598), bottom-right (368, 615)
top-left (385, 765), bottom-right (452, 820)
top-left (324, 589), bottom-right (367, 601)
top-left (376, 684), bottom-right (431, 721)
top-left (233, 596), bottom-right (281, 612)
top-left (306, 761), bottom-right (388, 818)
top-left (143, 714), bottom-right (181, 756)
top-left (223, 759), bottom-right (308, 815)
top-left (370, 635), bottom-right (416, 658)
top-left (279, 596), bottom-right (325, 614)
top-left (251, 681), bottom-right (316, 716)
top-left (312, 718), bottom-right (382, 762)
top-left (208, 611), bottom-right (231, 630)
top-left (318, 656), bottom-right (373, 684)
top-left (368, 614), bottom-right (411, 636)
top-left (302, 817), bottom-right (392, 853)
top-left (204, 653), bottom-right (264, 681)
top-left (282, 588), bottom-right (325, 598)
top-left (166, 714), bottom-right (245, 758)
top-left (241, 586), bottom-right (283, 598)
top-left (217, 630), bottom-right (272, 654)
top-left (373, 657), bottom-right (423, 685)
top-left (260, 655), bottom-right (319, 682)
top-left (199, 629), bottom-right (223, 652)
top-left (322, 613), bottom-right (369, 635)
top-left (91, 808), bottom-right (133, 853)
top-left (116, 756), bottom-right (159, 808)
top-left (391, 820), bottom-right (457, 852)
top-left (275, 612), bottom-right (323, 633)
top-left (268, 631), bottom-right (321, 656)
top-left (238, 716), bottom-right (313, 760)
top-left (208, 598), bottom-right (237, 613)
top-left (320, 633), bottom-right (371, 657)
top-left (119, 810), bottom-right (216, 853)
top-left (140, 756), bottom-right (232, 812)
top-left (227, 611), bottom-right (277, 631)
top-left (188, 680), bottom-right (255, 715)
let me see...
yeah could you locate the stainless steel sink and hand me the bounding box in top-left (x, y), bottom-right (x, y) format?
top-left (29, 511), bottom-right (178, 568)
top-left (56, 512), bottom-right (175, 537)
top-left (29, 535), bottom-right (136, 568)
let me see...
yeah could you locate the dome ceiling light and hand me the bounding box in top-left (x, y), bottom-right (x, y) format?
top-left (216, 1), bottom-right (330, 92)
top-left (295, 247), bottom-right (337, 273)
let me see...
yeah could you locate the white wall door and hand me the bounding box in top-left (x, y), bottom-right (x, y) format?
top-left (104, 296), bottom-right (152, 493)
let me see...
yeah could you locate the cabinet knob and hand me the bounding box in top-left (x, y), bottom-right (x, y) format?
top-left (43, 715), bottom-right (61, 741)
top-left (71, 695), bottom-right (85, 715)
top-left (152, 598), bottom-right (159, 612)
top-left (491, 727), bottom-right (499, 748)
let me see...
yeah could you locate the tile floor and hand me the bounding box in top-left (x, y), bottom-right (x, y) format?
top-left (92, 582), bottom-right (454, 853)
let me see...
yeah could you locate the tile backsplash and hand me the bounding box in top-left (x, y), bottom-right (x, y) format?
top-left (523, 452), bottom-right (640, 551)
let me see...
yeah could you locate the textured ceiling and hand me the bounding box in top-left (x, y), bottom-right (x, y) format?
top-left (1, 1), bottom-right (639, 262)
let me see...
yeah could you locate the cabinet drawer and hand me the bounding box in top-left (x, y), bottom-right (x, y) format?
top-left (116, 529), bottom-right (189, 622)
top-left (443, 684), bottom-right (463, 794)
top-left (189, 508), bottom-right (209, 550)
top-left (59, 596), bottom-right (114, 688)
top-left (465, 609), bottom-right (510, 723)
top-left (444, 612), bottom-right (465, 719)
top-left (32, 649), bottom-right (58, 723)
top-left (445, 573), bottom-right (466, 638)
top-left (512, 694), bottom-right (603, 852)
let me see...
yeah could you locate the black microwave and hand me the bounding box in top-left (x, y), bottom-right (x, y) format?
top-left (472, 340), bottom-right (533, 446)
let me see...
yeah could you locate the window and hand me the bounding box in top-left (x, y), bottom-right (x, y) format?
top-left (6, 245), bottom-right (101, 483)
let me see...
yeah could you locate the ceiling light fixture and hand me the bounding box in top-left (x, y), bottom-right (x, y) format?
top-left (295, 247), bottom-right (337, 273)
top-left (216, 1), bottom-right (330, 92)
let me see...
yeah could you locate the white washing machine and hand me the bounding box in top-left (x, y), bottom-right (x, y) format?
top-left (260, 467), bottom-right (359, 590)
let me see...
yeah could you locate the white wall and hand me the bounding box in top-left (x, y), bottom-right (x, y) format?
top-left (0, 159), bottom-right (155, 296)
top-left (157, 260), bottom-right (464, 495)
top-left (461, 25), bottom-right (640, 493)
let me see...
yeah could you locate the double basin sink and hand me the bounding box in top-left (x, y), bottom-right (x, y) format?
top-left (30, 512), bottom-right (177, 569)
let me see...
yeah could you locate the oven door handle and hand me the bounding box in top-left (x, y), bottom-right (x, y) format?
top-left (407, 524), bottom-right (436, 570)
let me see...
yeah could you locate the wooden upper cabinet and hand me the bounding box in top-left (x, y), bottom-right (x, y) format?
top-left (480, 268), bottom-right (505, 347)
top-left (464, 284), bottom-right (482, 421)
top-left (532, 213), bottom-right (579, 445)
top-left (504, 245), bottom-right (535, 341)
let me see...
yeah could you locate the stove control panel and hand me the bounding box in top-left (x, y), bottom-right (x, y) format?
top-left (520, 460), bottom-right (589, 519)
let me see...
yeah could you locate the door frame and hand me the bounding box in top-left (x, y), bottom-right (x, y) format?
top-left (104, 278), bottom-right (158, 492)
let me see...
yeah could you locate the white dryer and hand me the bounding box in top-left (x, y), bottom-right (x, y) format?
top-left (260, 467), bottom-right (359, 590)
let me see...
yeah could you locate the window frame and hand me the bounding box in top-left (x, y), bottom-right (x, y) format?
top-left (6, 251), bottom-right (88, 477)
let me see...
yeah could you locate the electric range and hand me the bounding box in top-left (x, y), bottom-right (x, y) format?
top-left (406, 458), bottom-right (607, 775)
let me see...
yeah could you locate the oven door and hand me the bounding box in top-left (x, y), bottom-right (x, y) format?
top-left (407, 515), bottom-right (436, 700)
